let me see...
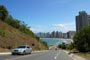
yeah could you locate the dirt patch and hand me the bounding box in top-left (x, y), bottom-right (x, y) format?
top-left (0, 48), bottom-right (9, 52)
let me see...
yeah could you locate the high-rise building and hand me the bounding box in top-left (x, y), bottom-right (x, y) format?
top-left (62, 33), bottom-right (68, 38)
top-left (67, 31), bottom-right (76, 39)
top-left (36, 31), bottom-right (63, 38)
top-left (76, 11), bottom-right (90, 32)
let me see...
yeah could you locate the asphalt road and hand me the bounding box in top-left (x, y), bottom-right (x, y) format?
top-left (0, 50), bottom-right (72, 60)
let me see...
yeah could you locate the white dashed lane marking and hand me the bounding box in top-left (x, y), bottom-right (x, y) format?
top-left (54, 51), bottom-right (61, 59)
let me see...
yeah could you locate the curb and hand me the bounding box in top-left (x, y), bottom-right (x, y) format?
top-left (0, 52), bottom-right (11, 55)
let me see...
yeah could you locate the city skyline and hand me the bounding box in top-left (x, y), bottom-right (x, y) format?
top-left (0, 0), bottom-right (90, 33)
top-left (36, 31), bottom-right (76, 39)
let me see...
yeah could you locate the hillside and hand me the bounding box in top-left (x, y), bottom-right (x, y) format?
top-left (0, 20), bottom-right (47, 51)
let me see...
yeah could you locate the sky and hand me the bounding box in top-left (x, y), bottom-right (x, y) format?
top-left (0, 0), bottom-right (90, 33)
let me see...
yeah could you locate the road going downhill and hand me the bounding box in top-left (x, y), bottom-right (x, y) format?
top-left (0, 50), bottom-right (72, 60)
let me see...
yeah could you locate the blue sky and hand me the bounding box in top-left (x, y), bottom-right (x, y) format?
top-left (0, 0), bottom-right (90, 33)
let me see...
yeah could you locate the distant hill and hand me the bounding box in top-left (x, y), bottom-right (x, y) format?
top-left (0, 20), bottom-right (47, 51)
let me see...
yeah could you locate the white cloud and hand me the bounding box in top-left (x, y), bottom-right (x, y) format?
top-left (53, 23), bottom-right (76, 32)
top-left (30, 23), bottom-right (76, 33)
top-left (53, 24), bottom-right (65, 27)
top-left (30, 28), bottom-right (38, 33)
top-left (30, 25), bottom-right (47, 33)
top-left (30, 28), bottom-right (43, 33)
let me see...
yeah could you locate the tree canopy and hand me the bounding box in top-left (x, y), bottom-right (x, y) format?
top-left (0, 5), bottom-right (8, 20)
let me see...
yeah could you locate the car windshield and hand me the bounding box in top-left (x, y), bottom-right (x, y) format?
top-left (18, 46), bottom-right (26, 48)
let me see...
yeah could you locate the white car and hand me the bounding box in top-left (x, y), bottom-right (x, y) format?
top-left (11, 45), bottom-right (32, 55)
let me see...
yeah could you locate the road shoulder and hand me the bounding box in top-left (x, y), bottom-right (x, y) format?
top-left (0, 50), bottom-right (48, 55)
top-left (64, 50), bottom-right (87, 60)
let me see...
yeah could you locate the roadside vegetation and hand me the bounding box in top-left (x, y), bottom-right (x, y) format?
top-left (35, 36), bottom-right (49, 50)
top-left (58, 26), bottom-right (90, 60)
top-left (75, 52), bottom-right (90, 60)
top-left (72, 26), bottom-right (90, 60)
top-left (73, 26), bottom-right (90, 52)
top-left (0, 5), bottom-right (48, 51)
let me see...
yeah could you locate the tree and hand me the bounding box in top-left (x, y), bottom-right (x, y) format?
top-left (0, 5), bottom-right (8, 21)
top-left (73, 26), bottom-right (90, 52)
top-left (58, 43), bottom-right (67, 49)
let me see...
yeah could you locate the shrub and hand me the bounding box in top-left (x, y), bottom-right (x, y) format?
top-left (73, 26), bottom-right (90, 52)
top-left (58, 43), bottom-right (67, 49)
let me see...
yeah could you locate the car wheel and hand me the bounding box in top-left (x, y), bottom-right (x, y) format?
top-left (29, 52), bottom-right (31, 54)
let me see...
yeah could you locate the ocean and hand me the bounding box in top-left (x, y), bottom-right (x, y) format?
top-left (40, 38), bottom-right (72, 46)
